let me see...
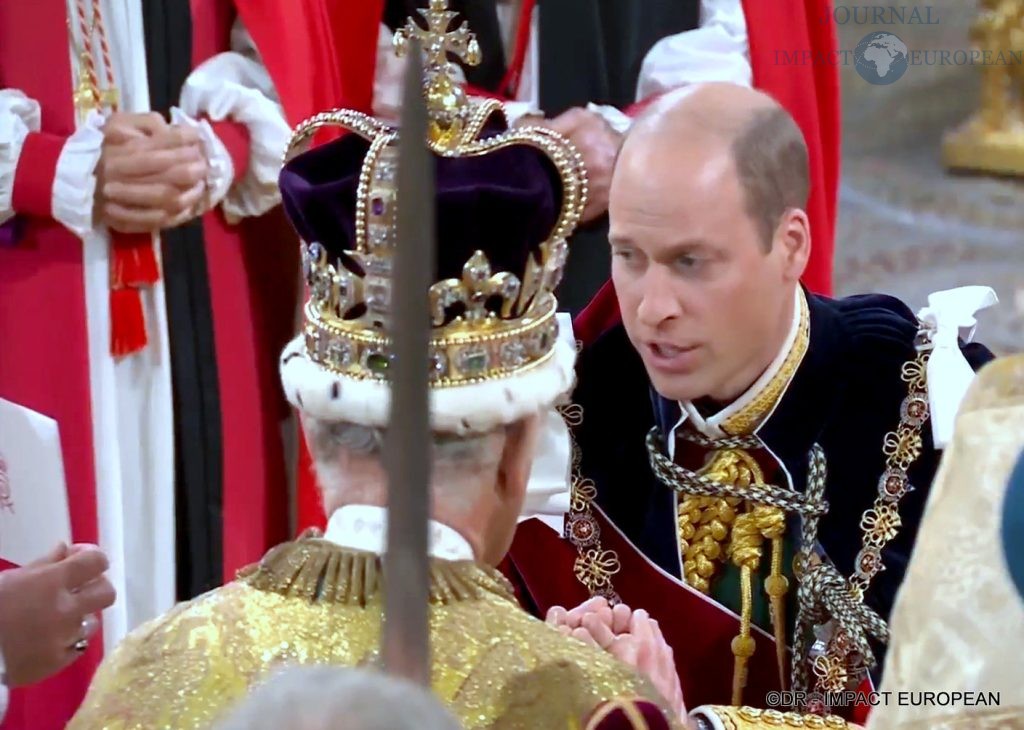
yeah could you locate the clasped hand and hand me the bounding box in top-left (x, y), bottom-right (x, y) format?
top-left (547, 596), bottom-right (687, 721)
top-left (94, 112), bottom-right (210, 233)
top-left (518, 107), bottom-right (622, 224)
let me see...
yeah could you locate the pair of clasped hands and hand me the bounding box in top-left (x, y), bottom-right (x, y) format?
top-left (547, 596), bottom-right (687, 720)
top-left (94, 112), bottom-right (211, 234)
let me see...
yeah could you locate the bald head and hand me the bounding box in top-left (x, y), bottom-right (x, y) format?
top-left (622, 83), bottom-right (810, 247)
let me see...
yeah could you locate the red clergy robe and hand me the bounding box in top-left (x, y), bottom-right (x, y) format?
top-left (0, 1), bottom-right (103, 726)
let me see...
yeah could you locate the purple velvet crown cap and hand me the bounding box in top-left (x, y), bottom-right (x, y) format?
top-left (279, 113), bottom-right (564, 286)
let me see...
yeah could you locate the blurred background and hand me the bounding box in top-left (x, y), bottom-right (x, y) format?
top-left (833, 0), bottom-right (1024, 354)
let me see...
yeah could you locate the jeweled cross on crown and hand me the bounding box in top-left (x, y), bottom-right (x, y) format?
top-left (393, 0), bottom-right (482, 69)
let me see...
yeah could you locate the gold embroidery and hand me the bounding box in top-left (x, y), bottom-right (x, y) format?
top-left (720, 289), bottom-right (811, 436)
top-left (69, 541), bottom-right (668, 730)
top-left (564, 287), bottom-right (934, 716)
top-left (698, 705), bottom-right (854, 728)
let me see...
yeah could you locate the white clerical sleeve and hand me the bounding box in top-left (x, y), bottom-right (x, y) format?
top-left (0, 90), bottom-right (41, 226)
top-left (2, 89), bottom-right (103, 239)
top-left (52, 113), bottom-right (104, 239)
top-left (635, 0), bottom-right (752, 101)
top-left (175, 18), bottom-right (289, 223)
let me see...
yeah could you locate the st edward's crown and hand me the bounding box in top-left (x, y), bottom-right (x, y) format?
top-left (280, 0), bottom-right (588, 389)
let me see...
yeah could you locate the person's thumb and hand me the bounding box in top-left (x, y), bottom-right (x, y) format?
top-left (28, 542), bottom-right (68, 567)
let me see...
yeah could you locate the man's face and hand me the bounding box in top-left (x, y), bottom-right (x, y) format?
top-left (608, 135), bottom-right (803, 404)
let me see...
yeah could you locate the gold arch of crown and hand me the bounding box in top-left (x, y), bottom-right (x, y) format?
top-left (282, 0), bottom-right (588, 387)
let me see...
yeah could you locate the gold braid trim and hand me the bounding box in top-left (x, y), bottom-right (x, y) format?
top-left (720, 289), bottom-right (811, 436)
top-left (766, 537), bottom-right (791, 689)
top-left (674, 291), bottom-right (809, 702)
top-left (240, 537), bottom-right (517, 607)
top-left (692, 706), bottom-right (853, 729)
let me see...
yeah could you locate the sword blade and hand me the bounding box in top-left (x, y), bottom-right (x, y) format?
top-left (382, 37), bottom-right (434, 686)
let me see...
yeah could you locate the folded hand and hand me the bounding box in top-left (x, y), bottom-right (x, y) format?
top-left (95, 112), bottom-right (210, 233)
top-left (547, 598), bottom-right (686, 720)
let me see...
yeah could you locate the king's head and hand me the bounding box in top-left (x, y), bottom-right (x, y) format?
top-left (277, 0), bottom-right (588, 435)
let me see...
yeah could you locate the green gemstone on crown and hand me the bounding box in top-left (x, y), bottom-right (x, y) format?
top-left (366, 351), bottom-right (391, 373)
top-left (458, 348), bottom-right (489, 375)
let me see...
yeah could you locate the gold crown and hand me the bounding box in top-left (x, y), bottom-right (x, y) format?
top-left (284, 0), bottom-right (587, 388)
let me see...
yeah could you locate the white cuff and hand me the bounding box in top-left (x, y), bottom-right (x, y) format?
top-left (636, 0), bottom-right (752, 101)
top-left (586, 103), bottom-right (633, 134)
top-left (0, 90), bottom-right (42, 225)
top-left (503, 101), bottom-right (545, 126)
top-left (917, 286), bottom-right (999, 449)
top-left (179, 52), bottom-right (289, 222)
top-left (689, 707), bottom-right (726, 730)
top-left (169, 109), bottom-right (234, 211)
top-left (518, 313), bottom-right (574, 536)
top-left (52, 111), bottom-right (105, 239)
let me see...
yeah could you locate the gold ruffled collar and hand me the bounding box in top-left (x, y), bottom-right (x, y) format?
top-left (238, 533), bottom-right (517, 607)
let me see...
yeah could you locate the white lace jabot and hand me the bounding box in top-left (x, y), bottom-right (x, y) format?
top-left (324, 505), bottom-right (475, 562)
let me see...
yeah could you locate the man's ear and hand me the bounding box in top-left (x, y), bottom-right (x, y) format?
top-left (773, 207), bottom-right (811, 283)
top-left (496, 414), bottom-right (542, 501)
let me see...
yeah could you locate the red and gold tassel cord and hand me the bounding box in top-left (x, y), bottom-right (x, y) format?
top-left (74, 0), bottom-right (158, 357)
top-left (109, 232), bottom-right (159, 355)
top-left (73, 1), bottom-right (100, 110)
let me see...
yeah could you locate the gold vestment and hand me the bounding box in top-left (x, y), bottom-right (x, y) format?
top-left (69, 538), bottom-right (673, 729)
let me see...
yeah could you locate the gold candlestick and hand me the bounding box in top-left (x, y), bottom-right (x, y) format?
top-left (942, 0), bottom-right (1024, 176)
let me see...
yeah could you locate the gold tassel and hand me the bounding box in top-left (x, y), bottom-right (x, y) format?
top-left (731, 564), bottom-right (756, 705)
top-left (765, 536), bottom-right (790, 691)
top-left (728, 509), bottom-right (762, 705)
top-left (728, 505), bottom-right (787, 705)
